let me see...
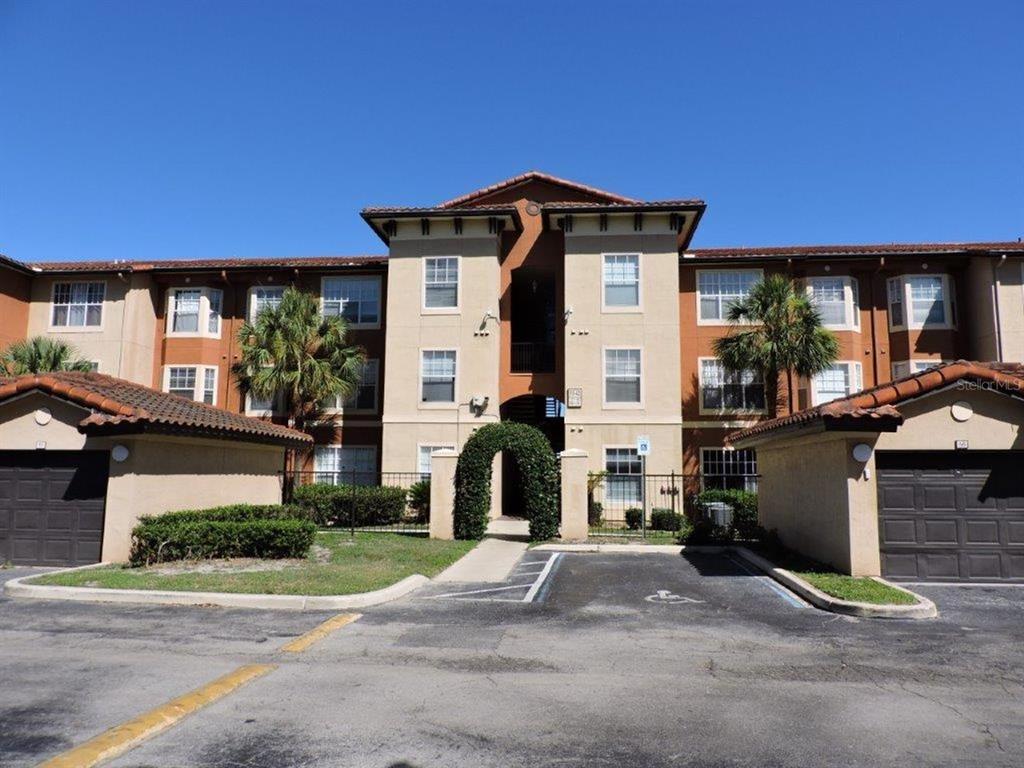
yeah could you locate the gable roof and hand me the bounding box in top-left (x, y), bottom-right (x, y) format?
top-left (728, 361), bottom-right (1024, 447)
top-left (0, 372), bottom-right (312, 447)
top-left (438, 170), bottom-right (640, 208)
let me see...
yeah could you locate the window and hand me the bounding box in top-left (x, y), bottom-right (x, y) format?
top-left (701, 448), bottom-right (758, 492)
top-left (164, 365), bottom-right (218, 405)
top-left (887, 275), bottom-right (955, 330)
top-left (699, 359), bottom-right (766, 412)
top-left (314, 446), bottom-right (377, 486)
top-left (167, 287), bottom-right (223, 337)
top-left (245, 390), bottom-right (277, 414)
top-left (249, 286), bottom-right (284, 322)
top-left (808, 276), bottom-right (859, 330)
top-left (51, 282), bottom-right (105, 328)
top-left (421, 350), bottom-right (456, 403)
top-left (603, 253), bottom-right (640, 308)
top-left (418, 444), bottom-right (456, 478)
top-left (424, 257), bottom-right (459, 309)
top-left (810, 362), bottom-right (862, 406)
top-left (697, 270), bottom-right (761, 322)
top-left (88, 361), bottom-right (100, 372)
top-left (338, 359), bottom-right (379, 412)
top-left (604, 349), bottom-right (642, 404)
top-left (322, 276), bottom-right (380, 327)
top-left (605, 447), bottom-right (642, 503)
top-left (892, 359), bottom-right (949, 379)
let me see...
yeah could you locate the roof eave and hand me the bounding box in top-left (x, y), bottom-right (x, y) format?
top-left (728, 413), bottom-right (902, 449)
top-left (79, 419), bottom-right (312, 448)
top-left (360, 207), bottom-right (523, 245)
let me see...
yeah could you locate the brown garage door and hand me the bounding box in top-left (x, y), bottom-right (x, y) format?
top-left (0, 450), bottom-right (109, 566)
top-left (877, 451), bottom-right (1024, 582)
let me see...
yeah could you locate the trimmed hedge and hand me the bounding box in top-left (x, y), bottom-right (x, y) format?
top-left (650, 508), bottom-right (684, 532)
top-left (625, 507), bottom-right (643, 531)
top-left (292, 483), bottom-right (407, 527)
top-left (453, 422), bottom-right (559, 541)
top-left (130, 504), bottom-right (316, 566)
top-left (407, 480), bottom-right (431, 524)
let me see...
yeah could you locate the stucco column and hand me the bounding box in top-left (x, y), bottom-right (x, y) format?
top-left (559, 449), bottom-right (589, 541)
top-left (429, 450), bottom-right (459, 540)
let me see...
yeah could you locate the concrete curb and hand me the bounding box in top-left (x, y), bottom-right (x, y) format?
top-left (533, 543), bottom-right (685, 554)
top-left (731, 546), bottom-right (938, 620)
top-left (3, 567), bottom-right (429, 611)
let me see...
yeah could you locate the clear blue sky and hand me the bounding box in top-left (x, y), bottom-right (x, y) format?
top-left (2, 1), bottom-right (1022, 263)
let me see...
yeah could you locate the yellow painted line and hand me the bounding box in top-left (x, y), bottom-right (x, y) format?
top-left (280, 612), bottom-right (361, 653)
top-left (37, 664), bottom-right (275, 768)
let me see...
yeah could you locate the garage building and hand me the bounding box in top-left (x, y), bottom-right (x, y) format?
top-left (0, 372), bottom-right (311, 565)
top-left (729, 361), bottom-right (1024, 583)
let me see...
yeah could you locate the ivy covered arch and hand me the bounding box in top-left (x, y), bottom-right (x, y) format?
top-left (453, 422), bottom-right (559, 541)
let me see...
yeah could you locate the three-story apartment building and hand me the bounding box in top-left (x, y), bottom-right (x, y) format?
top-left (2, 172), bottom-right (1023, 511)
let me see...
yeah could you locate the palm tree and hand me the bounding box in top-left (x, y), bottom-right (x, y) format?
top-left (713, 274), bottom-right (839, 416)
top-left (1, 336), bottom-right (94, 376)
top-left (232, 286), bottom-right (366, 432)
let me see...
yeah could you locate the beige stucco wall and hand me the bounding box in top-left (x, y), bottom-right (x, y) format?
top-left (752, 385), bottom-right (1024, 575)
top-left (0, 392), bottom-right (285, 562)
top-left (965, 255), bottom-right (1024, 363)
top-left (26, 273), bottom-right (158, 384)
top-left (562, 225), bottom-right (683, 475)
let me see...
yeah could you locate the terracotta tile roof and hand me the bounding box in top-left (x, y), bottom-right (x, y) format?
top-left (437, 170), bottom-right (640, 208)
top-left (728, 361), bottom-right (1024, 446)
top-left (543, 199), bottom-right (705, 211)
top-left (686, 241), bottom-right (1024, 261)
top-left (359, 204), bottom-right (518, 216)
top-left (0, 372), bottom-right (311, 447)
top-left (28, 254), bottom-right (387, 274)
top-left (1, 253), bottom-right (32, 274)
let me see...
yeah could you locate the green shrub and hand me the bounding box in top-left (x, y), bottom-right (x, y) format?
top-left (694, 489), bottom-right (759, 539)
top-left (684, 519), bottom-right (734, 545)
top-left (650, 508), bottom-right (683, 532)
top-left (588, 500), bottom-right (604, 527)
top-left (625, 507), bottom-right (643, 530)
top-left (407, 480), bottom-right (431, 524)
top-left (292, 483), bottom-right (407, 527)
top-left (130, 504), bottom-right (316, 565)
top-left (454, 422), bottom-right (559, 541)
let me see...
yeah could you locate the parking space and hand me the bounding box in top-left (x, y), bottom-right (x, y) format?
top-left (419, 552), bottom-right (563, 603)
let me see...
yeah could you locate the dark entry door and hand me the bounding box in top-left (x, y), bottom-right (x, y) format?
top-left (0, 450), bottom-right (109, 566)
top-left (877, 451), bottom-right (1024, 582)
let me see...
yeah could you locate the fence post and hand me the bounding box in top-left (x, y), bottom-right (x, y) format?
top-left (350, 469), bottom-right (357, 537)
top-left (558, 449), bottom-right (589, 541)
top-left (640, 455), bottom-right (647, 539)
top-left (429, 450), bottom-right (459, 540)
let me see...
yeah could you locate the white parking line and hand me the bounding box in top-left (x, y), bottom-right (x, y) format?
top-left (522, 553), bottom-right (561, 603)
top-left (728, 555), bottom-right (809, 609)
top-left (425, 553), bottom-right (562, 603)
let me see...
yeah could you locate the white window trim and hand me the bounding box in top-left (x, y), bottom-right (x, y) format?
top-left (417, 443), bottom-right (457, 476)
top-left (313, 444), bottom-right (378, 483)
top-left (891, 359), bottom-right (951, 379)
top-left (887, 274), bottom-right (956, 331)
top-left (698, 446), bottom-right (759, 491)
top-left (806, 275), bottom-right (860, 332)
top-left (602, 347), bottom-right (644, 410)
top-left (247, 285), bottom-right (285, 323)
top-left (418, 348), bottom-right (459, 409)
top-left (165, 287), bottom-right (224, 339)
top-left (162, 365), bottom-right (219, 406)
top-left (809, 361), bottom-right (863, 407)
top-left (421, 255), bottom-right (461, 315)
top-left (602, 445), bottom-right (644, 504)
top-left (601, 252), bottom-right (642, 312)
top-left (244, 389), bottom-right (283, 417)
top-left (697, 356), bottom-right (768, 416)
top-left (320, 275), bottom-right (382, 330)
top-left (695, 268), bottom-right (763, 326)
top-left (48, 280), bottom-right (106, 332)
top-left (322, 359), bottom-right (380, 415)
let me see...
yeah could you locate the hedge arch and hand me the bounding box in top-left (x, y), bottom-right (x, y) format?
top-left (453, 422), bottom-right (559, 541)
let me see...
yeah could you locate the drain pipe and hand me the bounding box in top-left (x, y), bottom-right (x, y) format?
top-left (991, 254), bottom-right (1007, 362)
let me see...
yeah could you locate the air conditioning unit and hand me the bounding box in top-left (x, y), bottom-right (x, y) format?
top-left (704, 501), bottom-right (733, 528)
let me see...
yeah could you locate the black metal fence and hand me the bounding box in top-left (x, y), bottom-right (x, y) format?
top-left (282, 470), bottom-right (430, 534)
top-left (587, 472), bottom-right (701, 538)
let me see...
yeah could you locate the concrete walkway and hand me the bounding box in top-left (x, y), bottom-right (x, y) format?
top-left (433, 536), bottom-right (528, 583)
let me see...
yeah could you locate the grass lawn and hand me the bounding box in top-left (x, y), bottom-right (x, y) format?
top-left (30, 532), bottom-right (477, 596)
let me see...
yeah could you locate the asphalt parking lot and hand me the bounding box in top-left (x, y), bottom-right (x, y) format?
top-left (2, 552), bottom-right (1023, 767)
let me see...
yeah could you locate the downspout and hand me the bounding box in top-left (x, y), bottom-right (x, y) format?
top-left (991, 254), bottom-right (1006, 362)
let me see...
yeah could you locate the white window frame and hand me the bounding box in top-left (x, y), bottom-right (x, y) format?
top-left (323, 359), bottom-right (380, 414)
top-left (603, 445), bottom-right (643, 505)
top-left (602, 347), bottom-right (643, 408)
top-left (696, 269), bottom-right (763, 325)
top-left (891, 359), bottom-right (951, 379)
top-left (810, 361), bottom-right (863, 406)
top-left (887, 274), bottom-right (956, 331)
top-left (313, 445), bottom-right (378, 486)
top-left (166, 287), bottom-right (224, 339)
top-left (417, 443), bottom-right (457, 478)
top-left (419, 348), bottom-right (458, 408)
top-left (806, 275), bottom-right (860, 331)
top-left (602, 252), bottom-right (642, 311)
top-left (87, 361), bottom-right (101, 373)
top-left (162, 365), bottom-right (219, 406)
top-left (247, 285), bottom-right (285, 323)
top-left (422, 256), bottom-right (461, 313)
top-left (698, 357), bottom-right (767, 415)
top-left (49, 281), bottom-right (106, 331)
top-left (321, 275), bottom-right (382, 329)
top-left (699, 447), bottom-right (759, 492)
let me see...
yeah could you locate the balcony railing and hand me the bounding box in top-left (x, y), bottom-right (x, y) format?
top-left (511, 342), bottom-right (556, 373)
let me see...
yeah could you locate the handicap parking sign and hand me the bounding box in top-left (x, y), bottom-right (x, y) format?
top-left (637, 436), bottom-right (651, 456)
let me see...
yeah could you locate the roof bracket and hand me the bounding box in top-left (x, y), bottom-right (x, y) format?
top-left (599, 214), bottom-right (608, 232)
top-left (669, 213), bottom-right (684, 233)
top-left (453, 217), bottom-right (463, 235)
top-left (633, 213), bottom-right (643, 232)
top-left (420, 218), bottom-right (430, 236)
top-left (383, 220), bottom-right (397, 238)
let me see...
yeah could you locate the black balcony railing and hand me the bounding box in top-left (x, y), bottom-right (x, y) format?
top-left (511, 342), bottom-right (556, 373)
